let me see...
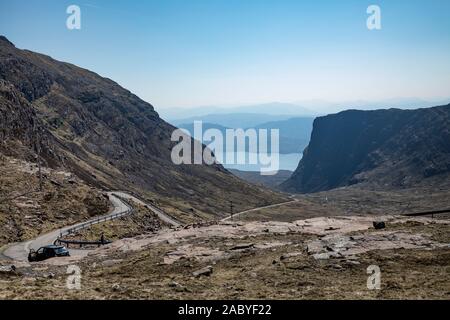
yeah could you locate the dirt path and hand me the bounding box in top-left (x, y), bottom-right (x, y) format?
top-left (221, 197), bottom-right (298, 221)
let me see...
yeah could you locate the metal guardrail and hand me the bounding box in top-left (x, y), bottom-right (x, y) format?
top-left (53, 191), bottom-right (183, 249)
top-left (54, 238), bottom-right (112, 248)
top-left (55, 195), bottom-right (134, 242)
top-left (402, 208), bottom-right (450, 217)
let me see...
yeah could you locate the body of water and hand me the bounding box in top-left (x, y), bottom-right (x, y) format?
top-left (221, 152), bottom-right (302, 172)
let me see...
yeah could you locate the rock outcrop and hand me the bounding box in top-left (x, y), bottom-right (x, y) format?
top-left (281, 105), bottom-right (450, 193)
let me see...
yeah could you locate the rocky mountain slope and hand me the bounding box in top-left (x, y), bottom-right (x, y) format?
top-left (281, 105), bottom-right (450, 193)
top-left (0, 155), bottom-right (110, 246)
top-left (0, 36), bottom-right (286, 221)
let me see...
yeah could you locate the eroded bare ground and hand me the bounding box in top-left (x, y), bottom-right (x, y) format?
top-left (239, 185), bottom-right (450, 222)
top-left (1, 215), bottom-right (449, 299)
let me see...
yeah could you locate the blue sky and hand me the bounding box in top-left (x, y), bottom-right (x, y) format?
top-left (1, 0), bottom-right (449, 111)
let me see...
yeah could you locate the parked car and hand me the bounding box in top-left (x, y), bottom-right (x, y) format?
top-left (28, 245), bottom-right (70, 262)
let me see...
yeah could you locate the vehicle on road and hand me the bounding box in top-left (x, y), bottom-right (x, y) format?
top-left (28, 245), bottom-right (70, 262)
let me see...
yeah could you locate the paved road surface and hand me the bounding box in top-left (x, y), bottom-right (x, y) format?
top-left (1, 190), bottom-right (292, 262)
top-left (1, 193), bottom-right (131, 262)
top-left (110, 191), bottom-right (181, 227)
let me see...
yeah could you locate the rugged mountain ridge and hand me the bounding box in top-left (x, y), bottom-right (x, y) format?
top-left (281, 105), bottom-right (450, 193)
top-left (0, 36), bottom-right (286, 220)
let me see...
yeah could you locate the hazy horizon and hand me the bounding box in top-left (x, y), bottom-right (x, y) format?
top-left (1, 0), bottom-right (450, 112)
top-left (157, 97), bottom-right (450, 120)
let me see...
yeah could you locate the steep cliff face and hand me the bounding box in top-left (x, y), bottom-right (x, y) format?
top-left (0, 36), bottom-right (286, 219)
top-left (281, 105), bottom-right (450, 193)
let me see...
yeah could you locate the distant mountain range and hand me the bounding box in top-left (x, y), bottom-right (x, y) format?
top-left (158, 102), bottom-right (318, 121)
top-left (177, 117), bottom-right (314, 154)
top-left (254, 117), bottom-right (313, 154)
top-left (281, 104), bottom-right (450, 193)
top-left (289, 98), bottom-right (450, 114)
top-left (158, 98), bottom-right (450, 122)
top-left (171, 113), bottom-right (295, 129)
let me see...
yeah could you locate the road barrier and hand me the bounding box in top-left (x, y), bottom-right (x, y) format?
top-left (54, 195), bottom-right (134, 246)
top-left (402, 208), bottom-right (450, 218)
top-left (54, 238), bottom-right (112, 248)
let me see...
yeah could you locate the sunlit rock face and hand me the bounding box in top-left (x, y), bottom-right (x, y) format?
top-left (281, 105), bottom-right (450, 193)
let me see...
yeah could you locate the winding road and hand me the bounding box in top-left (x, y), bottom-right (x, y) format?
top-left (111, 191), bottom-right (181, 227)
top-left (221, 197), bottom-right (298, 221)
top-left (1, 192), bottom-right (178, 262)
top-left (1, 191), bottom-right (294, 262)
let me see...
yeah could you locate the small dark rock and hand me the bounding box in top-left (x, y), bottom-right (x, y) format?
top-left (193, 266), bottom-right (213, 278)
top-left (230, 243), bottom-right (254, 250)
top-left (373, 221), bottom-right (386, 229)
top-left (112, 283), bottom-right (121, 291)
top-left (0, 265), bottom-right (17, 274)
top-left (50, 179), bottom-right (63, 187)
